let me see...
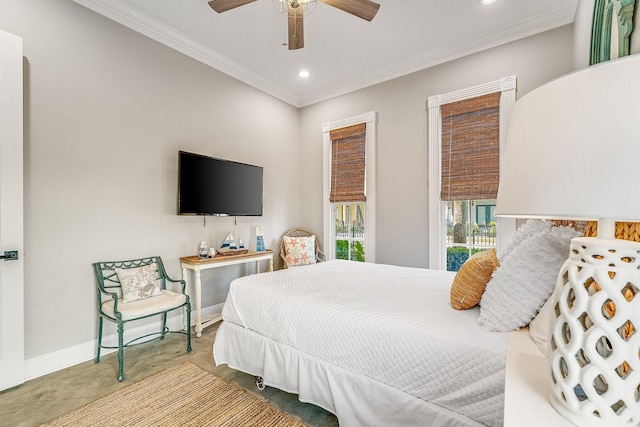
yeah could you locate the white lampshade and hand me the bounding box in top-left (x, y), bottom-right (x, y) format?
top-left (496, 54), bottom-right (640, 224)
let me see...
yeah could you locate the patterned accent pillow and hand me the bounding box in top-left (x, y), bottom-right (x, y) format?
top-left (115, 263), bottom-right (162, 303)
top-left (283, 235), bottom-right (316, 267)
top-left (450, 248), bottom-right (499, 310)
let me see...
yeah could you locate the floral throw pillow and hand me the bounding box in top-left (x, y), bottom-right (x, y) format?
top-left (115, 263), bottom-right (162, 303)
top-left (283, 235), bottom-right (316, 267)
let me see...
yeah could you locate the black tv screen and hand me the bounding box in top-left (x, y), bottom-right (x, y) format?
top-left (178, 151), bottom-right (263, 216)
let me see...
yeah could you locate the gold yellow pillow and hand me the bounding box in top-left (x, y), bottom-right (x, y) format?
top-left (450, 248), bottom-right (498, 310)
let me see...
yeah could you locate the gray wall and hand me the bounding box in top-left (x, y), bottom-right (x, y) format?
top-left (299, 25), bottom-right (576, 268)
top-left (573, 0), bottom-right (593, 68)
top-left (1, 0), bottom-right (300, 359)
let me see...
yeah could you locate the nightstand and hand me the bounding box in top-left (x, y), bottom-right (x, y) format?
top-left (504, 329), bottom-right (576, 427)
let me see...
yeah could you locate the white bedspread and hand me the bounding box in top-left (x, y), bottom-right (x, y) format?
top-left (221, 260), bottom-right (506, 426)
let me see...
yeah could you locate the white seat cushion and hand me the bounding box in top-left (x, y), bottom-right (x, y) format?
top-left (102, 290), bottom-right (187, 321)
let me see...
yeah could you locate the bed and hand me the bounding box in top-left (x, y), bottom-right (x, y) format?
top-left (213, 259), bottom-right (507, 427)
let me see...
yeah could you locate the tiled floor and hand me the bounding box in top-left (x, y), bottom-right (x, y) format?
top-left (0, 323), bottom-right (339, 427)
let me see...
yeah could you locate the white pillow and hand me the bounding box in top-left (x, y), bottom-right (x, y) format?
top-left (529, 277), bottom-right (565, 357)
top-left (479, 225), bottom-right (580, 332)
top-left (497, 219), bottom-right (551, 262)
top-left (115, 263), bottom-right (162, 303)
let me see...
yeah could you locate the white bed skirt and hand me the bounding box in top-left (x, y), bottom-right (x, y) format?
top-left (214, 321), bottom-right (485, 427)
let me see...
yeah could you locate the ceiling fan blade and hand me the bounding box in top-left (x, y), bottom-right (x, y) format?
top-left (288, 9), bottom-right (304, 50)
top-left (320, 0), bottom-right (380, 21)
top-left (208, 0), bottom-right (257, 13)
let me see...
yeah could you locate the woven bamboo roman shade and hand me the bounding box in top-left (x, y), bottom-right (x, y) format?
top-left (441, 92), bottom-right (500, 201)
top-left (330, 123), bottom-right (366, 203)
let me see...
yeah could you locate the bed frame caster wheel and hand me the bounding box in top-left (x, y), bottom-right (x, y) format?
top-left (256, 376), bottom-right (265, 390)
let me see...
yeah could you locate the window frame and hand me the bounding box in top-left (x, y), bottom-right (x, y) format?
top-left (323, 112), bottom-right (377, 263)
top-left (428, 77), bottom-right (517, 270)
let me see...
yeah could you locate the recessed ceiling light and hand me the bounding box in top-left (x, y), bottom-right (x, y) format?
top-left (480, 0), bottom-right (496, 4)
top-left (298, 70), bottom-right (310, 78)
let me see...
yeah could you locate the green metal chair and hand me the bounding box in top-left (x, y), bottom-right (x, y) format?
top-left (93, 256), bottom-right (191, 381)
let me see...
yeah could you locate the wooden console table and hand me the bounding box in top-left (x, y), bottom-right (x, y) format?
top-left (180, 250), bottom-right (273, 337)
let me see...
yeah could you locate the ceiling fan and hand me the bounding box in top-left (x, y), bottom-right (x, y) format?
top-left (207, 0), bottom-right (380, 50)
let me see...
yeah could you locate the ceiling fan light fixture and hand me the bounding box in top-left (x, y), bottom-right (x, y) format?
top-left (479, 0), bottom-right (497, 5)
top-left (274, 0), bottom-right (318, 16)
top-left (210, 0), bottom-right (380, 50)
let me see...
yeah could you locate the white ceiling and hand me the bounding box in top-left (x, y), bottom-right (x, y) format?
top-left (73, 0), bottom-right (579, 107)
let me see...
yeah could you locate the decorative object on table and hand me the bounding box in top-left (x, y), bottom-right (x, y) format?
top-left (217, 232), bottom-right (248, 256)
top-left (208, 247), bottom-right (216, 258)
top-left (219, 232), bottom-right (237, 252)
top-left (251, 226), bottom-right (266, 252)
top-left (198, 241), bottom-right (208, 258)
top-left (495, 54), bottom-right (640, 426)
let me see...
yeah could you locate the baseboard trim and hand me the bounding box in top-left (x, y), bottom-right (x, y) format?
top-left (24, 304), bottom-right (224, 381)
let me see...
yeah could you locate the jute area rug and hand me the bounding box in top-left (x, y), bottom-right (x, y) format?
top-left (41, 362), bottom-right (306, 427)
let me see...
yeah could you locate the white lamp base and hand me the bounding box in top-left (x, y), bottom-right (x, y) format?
top-left (549, 237), bottom-right (640, 427)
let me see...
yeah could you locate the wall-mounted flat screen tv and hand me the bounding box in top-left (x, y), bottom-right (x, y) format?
top-left (178, 150), bottom-right (263, 216)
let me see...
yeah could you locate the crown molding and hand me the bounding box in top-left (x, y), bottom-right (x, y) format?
top-left (299, 3), bottom-right (577, 106)
top-left (73, 0), bottom-right (577, 108)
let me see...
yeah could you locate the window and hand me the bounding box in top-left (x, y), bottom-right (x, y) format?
top-left (441, 92), bottom-right (499, 271)
top-left (334, 203), bottom-right (366, 261)
top-left (445, 199), bottom-right (496, 271)
top-left (323, 112), bottom-right (377, 263)
top-left (428, 78), bottom-right (517, 271)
